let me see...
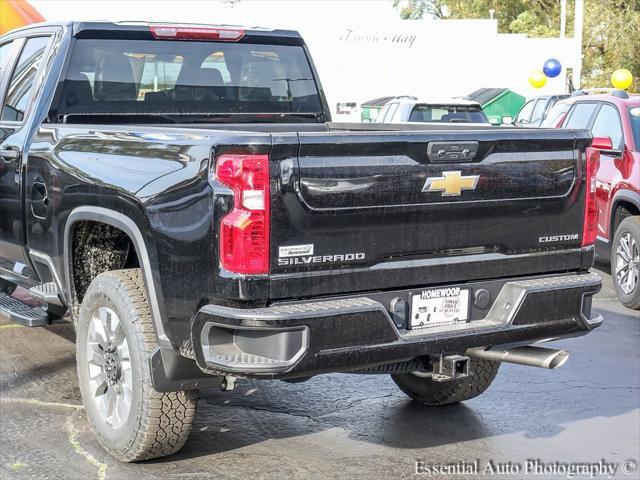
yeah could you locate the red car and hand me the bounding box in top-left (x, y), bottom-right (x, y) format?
top-left (546, 89), bottom-right (640, 309)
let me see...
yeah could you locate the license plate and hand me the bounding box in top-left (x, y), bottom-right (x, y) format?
top-left (410, 287), bottom-right (470, 329)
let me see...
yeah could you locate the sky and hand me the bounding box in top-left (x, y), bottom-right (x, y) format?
top-left (30, 0), bottom-right (400, 32)
top-left (25, 0), bottom-right (577, 114)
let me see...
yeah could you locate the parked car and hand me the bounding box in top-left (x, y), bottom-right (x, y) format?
top-left (375, 96), bottom-right (491, 126)
top-left (550, 89), bottom-right (639, 309)
top-left (1, 21), bottom-right (603, 461)
top-left (513, 94), bottom-right (570, 127)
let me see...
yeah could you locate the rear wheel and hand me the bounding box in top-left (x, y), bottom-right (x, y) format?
top-left (611, 216), bottom-right (640, 310)
top-left (391, 358), bottom-right (500, 405)
top-left (76, 268), bottom-right (198, 462)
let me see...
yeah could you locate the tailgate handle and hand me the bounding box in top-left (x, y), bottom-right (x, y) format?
top-left (427, 141), bottom-right (479, 163)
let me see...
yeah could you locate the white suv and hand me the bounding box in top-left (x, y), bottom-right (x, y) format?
top-left (375, 97), bottom-right (491, 126)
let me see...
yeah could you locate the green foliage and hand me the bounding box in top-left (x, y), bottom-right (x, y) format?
top-left (581, 0), bottom-right (640, 90)
top-left (393, 0), bottom-right (640, 90)
top-left (393, 0), bottom-right (447, 19)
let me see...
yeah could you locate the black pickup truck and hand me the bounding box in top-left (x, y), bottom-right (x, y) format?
top-left (0, 21), bottom-right (602, 462)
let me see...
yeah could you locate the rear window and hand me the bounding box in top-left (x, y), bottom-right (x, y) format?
top-left (409, 104), bottom-right (487, 123)
top-left (53, 39), bottom-right (322, 123)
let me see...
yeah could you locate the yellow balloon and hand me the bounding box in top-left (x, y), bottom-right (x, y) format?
top-left (611, 69), bottom-right (633, 90)
top-left (528, 70), bottom-right (547, 88)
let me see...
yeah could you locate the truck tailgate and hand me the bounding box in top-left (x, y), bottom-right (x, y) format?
top-left (269, 128), bottom-right (593, 299)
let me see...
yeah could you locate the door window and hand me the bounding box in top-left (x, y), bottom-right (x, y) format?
top-left (385, 103), bottom-right (399, 122)
top-left (529, 99), bottom-right (547, 124)
top-left (1, 36), bottom-right (50, 123)
top-left (540, 102), bottom-right (570, 128)
top-left (563, 102), bottom-right (598, 129)
top-left (516, 99), bottom-right (535, 124)
top-left (375, 104), bottom-right (390, 123)
top-left (0, 41), bottom-right (15, 78)
top-left (591, 104), bottom-right (624, 151)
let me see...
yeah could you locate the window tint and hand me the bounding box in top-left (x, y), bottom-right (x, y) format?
top-left (1, 36), bottom-right (50, 122)
top-left (55, 39), bottom-right (322, 122)
top-left (591, 104), bottom-right (623, 151)
top-left (530, 99), bottom-right (547, 124)
top-left (516, 100), bottom-right (535, 124)
top-left (540, 102), bottom-right (571, 127)
top-left (564, 102), bottom-right (598, 129)
top-left (0, 41), bottom-right (15, 77)
top-left (409, 104), bottom-right (488, 123)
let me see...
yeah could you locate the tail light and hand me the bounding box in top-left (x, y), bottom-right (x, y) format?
top-left (150, 25), bottom-right (245, 41)
top-left (215, 154), bottom-right (270, 274)
top-left (582, 147), bottom-right (600, 247)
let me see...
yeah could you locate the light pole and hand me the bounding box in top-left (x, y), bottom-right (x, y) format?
top-left (573, 0), bottom-right (584, 89)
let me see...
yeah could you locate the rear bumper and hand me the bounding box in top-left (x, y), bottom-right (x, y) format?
top-left (191, 272), bottom-right (602, 378)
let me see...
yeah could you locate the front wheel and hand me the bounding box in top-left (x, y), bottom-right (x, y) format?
top-left (76, 268), bottom-right (198, 462)
top-left (611, 216), bottom-right (640, 310)
top-left (391, 358), bottom-right (500, 406)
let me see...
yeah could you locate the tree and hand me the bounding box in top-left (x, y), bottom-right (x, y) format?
top-left (393, 0), bottom-right (640, 90)
top-left (392, 0), bottom-right (447, 19)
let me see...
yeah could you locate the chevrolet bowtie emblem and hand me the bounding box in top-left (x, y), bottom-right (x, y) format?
top-left (422, 171), bottom-right (480, 196)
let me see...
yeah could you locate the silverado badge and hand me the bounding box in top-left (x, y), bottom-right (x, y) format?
top-left (422, 171), bottom-right (480, 197)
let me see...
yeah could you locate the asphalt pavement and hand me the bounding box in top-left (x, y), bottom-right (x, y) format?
top-left (1, 265), bottom-right (638, 480)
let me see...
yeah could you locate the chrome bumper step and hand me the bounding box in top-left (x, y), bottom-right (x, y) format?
top-left (0, 292), bottom-right (50, 327)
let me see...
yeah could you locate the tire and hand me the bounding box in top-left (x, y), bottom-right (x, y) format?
top-left (611, 216), bottom-right (640, 310)
top-left (43, 302), bottom-right (68, 320)
top-left (76, 268), bottom-right (198, 462)
top-left (391, 358), bottom-right (500, 406)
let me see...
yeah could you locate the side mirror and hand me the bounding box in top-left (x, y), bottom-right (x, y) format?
top-left (592, 136), bottom-right (624, 157)
top-left (591, 136), bottom-right (613, 150)
top-left (502, 116), bottom-right (513, 125)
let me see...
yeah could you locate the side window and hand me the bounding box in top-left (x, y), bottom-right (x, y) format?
top-left (530, 99), bottom-right (547, 124)
top-left (540, 103), bottom-right (570, 128)
top-left (516, 100), bottom-right (535, 124)
top-left (375, 104), bottom-right (389, 123)
top-left (385, 103), bottom-right (399, 122)
top-left (563, 102), bottom-right (598, 129)
top-left (0, 41), bottom-right (15, 78)
top-left (591, 104), bottom-right (624, 151)
top-left (1, 36), bottom-right (50, 123)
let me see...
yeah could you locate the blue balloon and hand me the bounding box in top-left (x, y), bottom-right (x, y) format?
top-left (543, 58), bottom-right (562, 78)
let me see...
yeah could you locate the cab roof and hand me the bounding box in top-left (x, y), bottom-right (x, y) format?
top-left (1, 21), bottom-right (305, 45)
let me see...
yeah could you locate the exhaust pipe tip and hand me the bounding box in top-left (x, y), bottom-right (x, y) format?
top-left (466, 346), bottom-right (570, 369)
top-left (544, 349), bottom-right (570, 369)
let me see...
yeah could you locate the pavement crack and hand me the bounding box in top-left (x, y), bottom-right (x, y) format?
top-left (65, 412), bottom-right (108, 480)
top-left (234, 403), bottom-right (326, 424)
top-left (0, 397), bottom-right (84, 409)
top-left (317, 393), bottom-right (398, 417)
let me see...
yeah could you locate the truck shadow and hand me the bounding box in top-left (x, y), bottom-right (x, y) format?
top-left (168, 299), bottom-right (639, 461)
top-left (1, 287), bottom-right (638, 466)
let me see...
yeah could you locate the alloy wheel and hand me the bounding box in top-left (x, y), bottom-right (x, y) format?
top-left (615, 232), bottom-right (640, 295)
top-left (86, 307), bottom-right (133, 429)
